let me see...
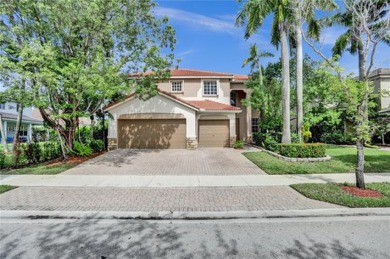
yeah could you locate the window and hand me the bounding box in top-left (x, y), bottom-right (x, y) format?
top-left (203, 81), bottom-right (217, 96)
top-left (171, 81), bottom-right (182, 92)
top-left (230, 92), bottom-right (237, 106)
top-left (0, 103), bottom-right (5, 110)
top-left (251, 118), bottom-right (259, 133)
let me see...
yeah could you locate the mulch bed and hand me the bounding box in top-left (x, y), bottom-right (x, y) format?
top-left (46, 152), bottom-right (105, 167)
top-left (341, 186), bottom-right (383, 198)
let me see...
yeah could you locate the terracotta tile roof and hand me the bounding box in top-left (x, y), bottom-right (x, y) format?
top-left (129, 68), bottom-right (248, 80)
top-left (103, 89), bottom-right (241, 112)
top-left (185, 100), bottom-right (241, 111)
top-left (233, 74), bottom-right (249, 81)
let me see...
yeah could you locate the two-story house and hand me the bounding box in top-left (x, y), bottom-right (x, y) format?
top-left (105, 69), bottom-right (257, 150)
top-left (0, 102), bottom-right (44, 142)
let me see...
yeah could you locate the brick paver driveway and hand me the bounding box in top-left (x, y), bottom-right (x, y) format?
top-left (63, 148), bottom-right (265, 176)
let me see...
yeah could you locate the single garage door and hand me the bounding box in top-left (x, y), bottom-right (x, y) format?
top-left (198, 120), bottom-right (229, 147)
top-left (118, 119), bottom-right (186, 149)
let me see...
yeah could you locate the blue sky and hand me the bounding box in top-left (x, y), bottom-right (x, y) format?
top-left (154, 0), bottom-right (390, 76)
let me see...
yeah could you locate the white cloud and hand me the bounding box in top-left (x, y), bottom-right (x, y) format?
top-left (320, 26), bottom-right (346, 46)
top-left (155, 7), bottom-right (238, 35)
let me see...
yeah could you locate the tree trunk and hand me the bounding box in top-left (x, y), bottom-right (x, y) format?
top-left (0, 115), bottom-right (9, 153)
top-left (280, 23), bottom-right (291, 144)
top-left (57, 129), bottom-right (68, 160)
top-left (356, 138), bottom-right (366, 189)
top-left (355, 44), bottom-right (367, 189)
top-left (90, 115), bottom-right (95, 141)
top-left (12, 104), bottom-right (23, 167)
top-left (12, 104), bottom-right (23, 154)
top-left (296, 22), bottom-right (303, 143)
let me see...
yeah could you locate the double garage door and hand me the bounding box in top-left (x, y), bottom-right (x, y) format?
top-left (117, 119), bottom-right (230, 149)
top-left (118, 119), bottom-right (186, 149)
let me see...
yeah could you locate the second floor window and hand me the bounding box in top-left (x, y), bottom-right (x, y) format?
top-left (203, 81), bottom-right (217, 96)
top-left (171, 81), bottom-right (182, 92)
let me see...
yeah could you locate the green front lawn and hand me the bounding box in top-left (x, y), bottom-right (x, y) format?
top-left (0, 185), bottom-right (17, 194)
top-left (291, 182), bottom-right (390, 207)
top-left (244, 145), bottom-right (390, 174)
top-left (1, 162), bottom-right (78, 175)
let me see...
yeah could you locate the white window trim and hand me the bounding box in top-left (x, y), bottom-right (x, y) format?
top-left (202, 79), bottom-right (219, 97)
top-left (170, 80), bottom-right (184, 93)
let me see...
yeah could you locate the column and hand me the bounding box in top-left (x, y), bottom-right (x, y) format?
top-left (3, 121), bottom-right (7, 142)
top-left (28, 123), bottom-right (33, 141)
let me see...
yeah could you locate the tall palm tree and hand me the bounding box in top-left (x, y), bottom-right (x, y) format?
top-left (242, 44), bottom-right (274, 131)
top-left (236, 0), bottom-right (293, 143)
top-left (242, 44), bottom-right (274, 87)
top-left (291, 0), bottom-right (337, 142)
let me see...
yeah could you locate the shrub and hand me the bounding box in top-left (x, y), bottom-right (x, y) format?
top-left (291, 133), bottom-right (300, 143)
top-left (320, 131), bottom-right (355, 144)
top-left (73, 141), bottom-right (92, 157)
top-left (22, 143), bottom-right (34, 164)
top-left (263, 135), bottom-right (279, 152)
top-left (0, 151), bottom-right (5, 169)
top-left (233, 140), bottom-right (244, 149)
top-left (89, 139), bottom-right (104, 152)
top-left (253, 132), bottom-right (281, 152)
top-left (278, 143), bottom-right (326, 158)
top-left (42, 141), bottom-right (61, 161)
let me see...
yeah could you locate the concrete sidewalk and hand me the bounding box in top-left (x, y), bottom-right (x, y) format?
top-left (1, 173), bottom-right (389, 188)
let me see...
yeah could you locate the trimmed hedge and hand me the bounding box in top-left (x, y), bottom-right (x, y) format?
top-left (278, 143), bottom-right (326, 158)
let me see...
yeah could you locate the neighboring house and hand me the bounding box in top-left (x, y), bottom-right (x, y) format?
top-left (371, 68), bottom-right (390, 116)
top-left (0, 102), bottom-right (44, 142)
top-left (104, 69), bottom-right (258, 150)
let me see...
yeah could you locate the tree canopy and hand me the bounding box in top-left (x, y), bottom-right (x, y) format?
top-left (0, 0), bottom-right (176, 150)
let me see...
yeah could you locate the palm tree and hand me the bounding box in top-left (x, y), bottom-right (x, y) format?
top-left (242, 44), bottom-right (274, 87)
top-left (236, 0), bottom-right (293, 143)
top-left (291, 0), bottom-right (337, 142)
top-left (242, 44), bottom-right (274, 131)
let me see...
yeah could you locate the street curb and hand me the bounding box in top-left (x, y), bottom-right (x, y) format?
top-left (1, 208), bottom-right (389, 220)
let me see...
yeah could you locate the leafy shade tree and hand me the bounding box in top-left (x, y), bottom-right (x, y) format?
top-left (236, 0), bottom-right (293, 143)
top-left (291, 0), bottom-right (337, 142)
top-left (0, 0), bottom-right (176, 154)
top-left (303, 0), bottom-right (389, 189)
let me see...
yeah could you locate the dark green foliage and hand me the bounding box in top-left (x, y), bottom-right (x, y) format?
top-left (253, 132), bottom-right (281, 152)
top-left (42, 142), bottom-right (61, 162)
top-left (291, 133), bottom-right (301, 143)
top-left (73, 141), bottom-right (92, 157)
top-left (320, 131), bottom-right (354, 144)
top-left (278, 143), bottom-right (326, 158)
top-left (0, 151), bottom-right (5, 169)
top-left (89, 139), bottom-right (104, 152)
top-left (233, 140), bottom-right (245, 149)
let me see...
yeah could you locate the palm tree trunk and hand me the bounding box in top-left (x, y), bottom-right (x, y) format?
top-left (296, 22), bottom-right (303, 143)
top-left (355, 45), bottom-right (367, 189)
top-left (280, 23), bottom-right (291, 144)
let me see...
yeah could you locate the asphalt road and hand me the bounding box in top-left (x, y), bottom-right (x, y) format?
top-left (1, 216), bottom-right (389, 259)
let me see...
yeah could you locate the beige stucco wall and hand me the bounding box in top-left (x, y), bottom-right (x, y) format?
top-left (107, 94), bottom-right (197, 140)
top-left (379, 78), bottom-right (390, 110)
top-left (157, 78), bottom-right (231, 105)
